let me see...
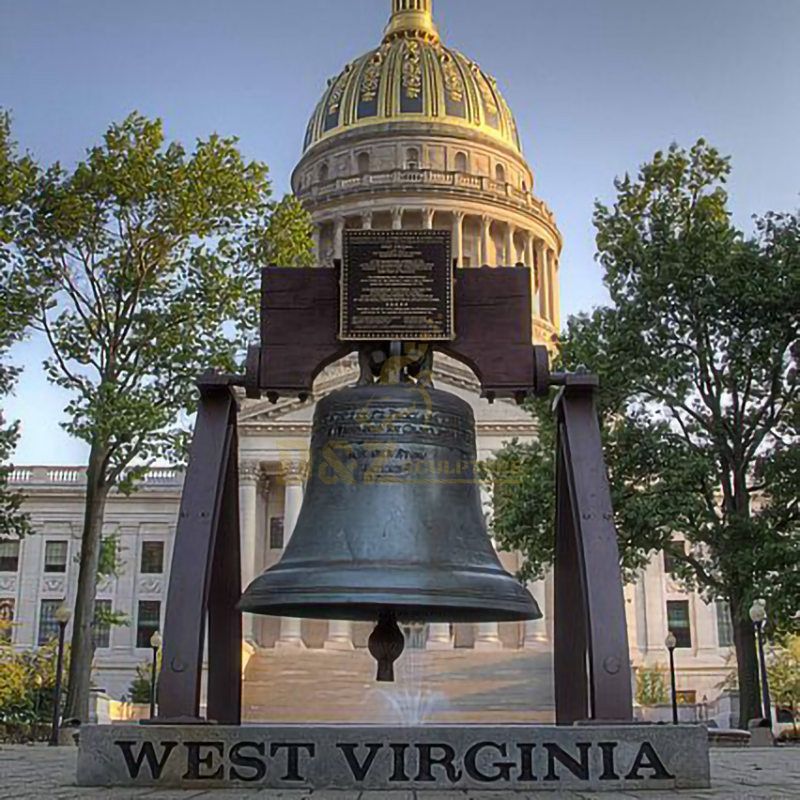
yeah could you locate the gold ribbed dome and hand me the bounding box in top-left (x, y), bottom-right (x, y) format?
top-left (303, 0), bottom-right (521, 154)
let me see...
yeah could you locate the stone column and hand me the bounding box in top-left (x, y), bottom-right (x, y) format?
top-left (474, 489), bottom-right (502, 650)
top-left (324, 620), bottom-right (354, 651)
top-left (423, 207), bottom-right (436, 230)
top-left (480, 215), bottom-right (492, 266)
top-left (334, 217), bottom-right (345, 261)
top-left (536, 240), bottom-right (550, 323)
top-left (525, 232), bottom-right (535, 270)
top-left (547, 249), bottom-right (557, 328)
top-left (312, 224), bottom-right (321, 264)
top-left (427, 623), bottom-right (454, 650)
top-left (524, 575), bottom-right (549, 647)
top-left (111, 524), bottom-right (139, 651)
top-left (276, 463), bottom-right (306, 649)
top-left (392, 207), bottom-right (404, 230)
top-left (551, 252), bottom-right (561, 330)
top-left (362, 211), bottom-right (373, 230)
top-left (239, 462), bottom-right (263, 643)
top-left (505, 223), bottom-right (515, 266)
top-left (453, 212), bottom-right (465, 266)
top-left (526, 234), bottom-right (540, 316)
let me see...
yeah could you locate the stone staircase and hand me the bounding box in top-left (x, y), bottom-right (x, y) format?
top-left (242, 647), bottom-right (555, 724)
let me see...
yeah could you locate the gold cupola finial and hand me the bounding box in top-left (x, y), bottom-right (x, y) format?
top-left (384, 0), bottom-right (440, 43)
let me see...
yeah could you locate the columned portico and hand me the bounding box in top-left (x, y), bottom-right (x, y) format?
top-left (275, 463), bottom-right (307, 649)
top-left (505, 223), bottom-right (515, 265)
top-left (453, 211), bottom-right (465, 266)
top-left (480, 215), bottom-right (491, 267)
top-left (524, 573), bottom-right (550, 647)
top-left (239, 462), bottom-right (264, 642)
top-left (334, 217), bottom-right (345, 261)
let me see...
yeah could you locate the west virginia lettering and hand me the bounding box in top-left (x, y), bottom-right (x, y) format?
top-left (112, 738), bottom-right (675, 786)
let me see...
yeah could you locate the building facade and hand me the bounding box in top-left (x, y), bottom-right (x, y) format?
top-left (1, 0), bottom-right (735, 716)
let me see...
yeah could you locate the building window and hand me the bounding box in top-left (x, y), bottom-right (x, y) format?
top-left (318, 163), bottom-right (329, 182)
top-left (676, 690), bottom-right (697, 706)
top-left (666, 600), bottom-right (692, 649)
top-left (140, 542), bottom-right (164, 574)
top-left (405, 147), bottom-right (419, 170)
top-left (0, 540), bottom-right (20, 572)
top-left (0, 599), bottom-right (14, 644)
top-left (716, 601), bottom-right (734, 648)
top-left (357, 152), bottom-right (370, 174)
top-left (38, 599), bottom-right (63, 645)
top-left (93, 599), bottom-right (112, 649)
top-left (663, 540), bottom-right (686, 575)
top-left (44, 541), bottom-right (68, 573)
top-left (269, 517), bottom-right (285, 550)
top-left (454, 151), bottom-right (468, 173)
top-left (136, 600), bottom-right (161, 648)
top-left (495, 163), bottom-right (506, 183)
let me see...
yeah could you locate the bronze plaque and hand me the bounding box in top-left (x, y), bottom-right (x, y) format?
top-left (340, 230), bottom-right (453, 341)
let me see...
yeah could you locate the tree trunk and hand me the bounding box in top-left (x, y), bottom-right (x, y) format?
top-left (731, 594), bottom-right (761, 730)
top-left (62, 438), bottom-right (110, 724)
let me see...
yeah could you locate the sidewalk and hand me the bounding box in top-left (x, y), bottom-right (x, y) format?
top-left (0, 743), bottom-right (797, 799)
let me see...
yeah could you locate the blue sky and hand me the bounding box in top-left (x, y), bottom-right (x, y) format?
top-left (2, 0), bottom-right (799, 465)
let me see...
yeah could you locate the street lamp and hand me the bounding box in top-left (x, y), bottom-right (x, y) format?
top-left (749, 600), bottom-right (772, 728)
top-left (665, 631), bottom-right (678, 725)
top-left (49, 602), bottom-right (71, 747)
top-left (149, 630), bottom-right (162, 719)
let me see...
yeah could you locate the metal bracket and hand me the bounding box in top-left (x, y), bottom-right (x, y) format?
top-left (155, 380), bottom-right (243, 724)
top-left (552, 375), bottom-right (634, 724)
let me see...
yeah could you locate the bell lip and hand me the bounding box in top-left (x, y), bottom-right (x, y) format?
top-left (239, 562), bottom-right (541, 623)
top-left (236, 598), bottom-right (541, 624)
top-left (239, 583), bottom-right (541, 624)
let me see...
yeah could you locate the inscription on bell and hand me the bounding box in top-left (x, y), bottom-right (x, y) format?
top-left (341, 230), bottom-right (453, 341)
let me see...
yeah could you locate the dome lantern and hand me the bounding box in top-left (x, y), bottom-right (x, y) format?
top-left (384, 0), bottom-right (439, 43)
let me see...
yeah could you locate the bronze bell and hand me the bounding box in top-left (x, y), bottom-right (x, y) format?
top-left (238, 382), bottom-right (541, 679)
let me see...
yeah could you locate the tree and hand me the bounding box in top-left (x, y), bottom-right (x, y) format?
top-left (485, 141), bottom-right (799, 730)
top-left (0, 111), bottom-right (38, 540)
top-left (769, 635), bottom-right (800, 718)
top-left (635, 665), bottom-right (669, 707)
top-left (8, 112), bottom-right (312, 723)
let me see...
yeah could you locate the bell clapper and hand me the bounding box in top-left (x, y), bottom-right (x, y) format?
top-left (368, 611), bottom-right (405, 682)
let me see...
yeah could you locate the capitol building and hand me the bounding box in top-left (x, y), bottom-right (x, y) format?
top-left (2, 0), bottom-right (737, 722)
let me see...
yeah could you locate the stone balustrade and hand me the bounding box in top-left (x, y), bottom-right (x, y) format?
top-left (8, 465), bottom-right (183, 488)
top-left (299, 167), bottom-right (558, 223)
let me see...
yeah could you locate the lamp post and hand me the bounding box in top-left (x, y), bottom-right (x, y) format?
top-left (665, 631), bottom-right (678, 725)
top-left (49, 602), bottom-right (71, 747)
top-left (749, 600), bottom-right (772, 728)
top-left (149, 630), bottom-right (162, 719)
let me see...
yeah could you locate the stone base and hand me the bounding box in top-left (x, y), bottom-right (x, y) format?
top-left (473, 639), bottom-right (503, 651)
top-left (77, 723), bottom-right (710, 792)
top-left (426, 639), bottom-right (455, 651)
top-left (273, 638), bottom-right (307, 650)
top-left (323, 639), bottom-right (355, 651)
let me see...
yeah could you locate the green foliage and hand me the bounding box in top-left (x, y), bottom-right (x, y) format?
top-left (769, 636), bottom-right (800, 713)
top-left (635, 665), bottom-right (669, 706)
top-left (125, 652), bottom-right (160, 704)
top-left (0, 639), bottom-right (68, 729)
top-left (0, 110), bottom-right (38, 540)
top-left (10, 111), bottom-right (311, 472)
top-left (3, 110), bottom-right (313, 720)
top-left (97, 534), bottom-right (123, 579)
top-left (487, 140), bottom-right (799, 724)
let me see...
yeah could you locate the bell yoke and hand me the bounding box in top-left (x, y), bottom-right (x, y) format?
top-left (156, 241), bottom-right (635, 727)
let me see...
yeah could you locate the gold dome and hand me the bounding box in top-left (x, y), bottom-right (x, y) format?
top-left (303, 0), bottom-right (521, 154)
